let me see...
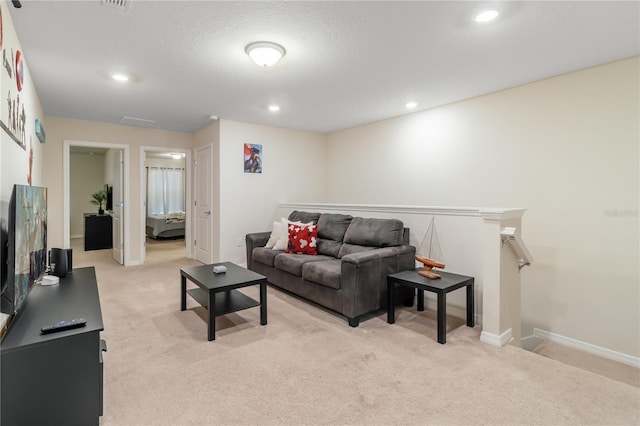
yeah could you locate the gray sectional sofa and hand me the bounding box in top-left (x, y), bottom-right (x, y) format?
top-left (245, 211), bottom-right (416, 326)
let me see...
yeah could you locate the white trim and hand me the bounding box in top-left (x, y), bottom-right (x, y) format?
top-left (278, 203), bottom-right (526, 220)
top-left (479, 208), bottom-right (527, 221)
top-left (64, 140), bottom-right (131, 265)
top-left (480, 328), bottom-right (513, 347)
top-left (534, 328), bottom-right (640, 368)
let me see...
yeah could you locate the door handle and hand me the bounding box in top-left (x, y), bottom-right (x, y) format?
top-left (204, 210), bottom-right (211, 215)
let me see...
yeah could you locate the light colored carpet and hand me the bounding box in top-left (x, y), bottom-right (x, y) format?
top-left (532, 339), bottom-right (640, 388)
top-left (72, 241), bottom-right (640, 425)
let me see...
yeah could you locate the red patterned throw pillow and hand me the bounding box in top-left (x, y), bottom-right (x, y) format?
top-left (286, 222), bottom-right (318, 255)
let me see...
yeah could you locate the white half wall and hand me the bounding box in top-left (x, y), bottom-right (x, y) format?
top-left (325, 57), bottom-right (639, 358)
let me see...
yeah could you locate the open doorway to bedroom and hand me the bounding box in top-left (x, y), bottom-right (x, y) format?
top-left (64, 141), bottom-right (128, 266)
top-left (141, 147), bottom-right (192, 264)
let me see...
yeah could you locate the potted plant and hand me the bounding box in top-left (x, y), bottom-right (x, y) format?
top-left (90, 190), bottom-right (107, 215)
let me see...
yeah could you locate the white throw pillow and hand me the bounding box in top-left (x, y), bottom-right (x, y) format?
top-left (264, 221), bottom-right (282, 249)
top-left (273, 218), bottom-right (311, 251)
top-left (273, 217), bottom-right (294, 251)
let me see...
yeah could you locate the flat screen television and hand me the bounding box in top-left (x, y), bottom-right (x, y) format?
top-left (1, 184), bottom-right (47, 329)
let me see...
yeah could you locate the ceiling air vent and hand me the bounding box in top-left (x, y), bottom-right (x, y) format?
top-left (101, 0), bottom-right (131, 14)
top-left (119, 116), bottom-right (155, 128)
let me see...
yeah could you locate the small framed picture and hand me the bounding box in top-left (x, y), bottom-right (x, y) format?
top-left (244, 143), bottom-right (262, 173)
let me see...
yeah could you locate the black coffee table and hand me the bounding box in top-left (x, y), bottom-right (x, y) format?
top-left (180, 262), bottom-right (267, 341)
top-left (387, 269), bottom-right (474, 344)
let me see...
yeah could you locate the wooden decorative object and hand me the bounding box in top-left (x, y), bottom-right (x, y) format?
top-left (416, 255), bottom-right (445, 279)
top-left (416, 217), bottom-right (445, 279)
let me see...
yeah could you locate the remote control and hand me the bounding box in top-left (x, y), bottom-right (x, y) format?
top-left (41, 318), bottom-right (87, 334)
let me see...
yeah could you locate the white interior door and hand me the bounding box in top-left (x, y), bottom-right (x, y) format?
top-left (112, 149), bottom-right (124, 264)
top-left (195, 145), bottom-right (212, 264)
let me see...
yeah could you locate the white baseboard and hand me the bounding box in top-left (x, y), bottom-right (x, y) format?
top-left (533, 328), bottom-right (640, 368)
top-left (480, 328), bottom-right (513, 347)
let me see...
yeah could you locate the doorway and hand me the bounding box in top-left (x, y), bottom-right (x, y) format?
top-left (140, 146), bottom-right (192, 264)
top-left (63, 140), bottom-right (129, 265)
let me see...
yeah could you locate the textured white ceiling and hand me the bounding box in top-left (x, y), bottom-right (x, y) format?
top-left (7, 1), bottom-right (640, 134)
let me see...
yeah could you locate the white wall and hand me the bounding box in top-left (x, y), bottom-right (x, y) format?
top-left (69, 153), bottom-right (105, 237)
top-left (0, 0), bottom-right (46, 332)
top-left (325, 57), bottom-right (639, 358)
top-left (216, 119), bottom-right (327, 264)
top-left (41, 117), bottom-right (193, 265)
top-left (0, 0), bottom-right (45, 201)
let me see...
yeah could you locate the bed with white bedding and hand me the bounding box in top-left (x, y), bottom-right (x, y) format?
top-left (146, 212), bottom-right (186, 239)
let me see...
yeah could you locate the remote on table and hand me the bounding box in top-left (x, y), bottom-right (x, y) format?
top-left (40, 318), bottom-right (87, 334)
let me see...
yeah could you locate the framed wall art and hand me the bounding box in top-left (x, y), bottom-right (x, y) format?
top-left (244, 143), bottom-right (262, 173)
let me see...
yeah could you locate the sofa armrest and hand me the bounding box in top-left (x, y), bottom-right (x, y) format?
top-left (340, 244), bottom-right (416, 320)
top-left (245, 232), bottom-right (271, 269)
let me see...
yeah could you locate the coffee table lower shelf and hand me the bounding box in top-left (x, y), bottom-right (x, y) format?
top-left (186, 288), bottom-right (260, 315)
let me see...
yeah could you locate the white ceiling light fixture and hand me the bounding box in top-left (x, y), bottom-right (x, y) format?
top-left (171, 153), bottom-right (183, 159)
top-left (474, 10), bottom-right (499, 23)
top-left (245, 41), bottom-right (286, 67)
top-left (111, 73), bottom-right (129, 82)
top-left (268, 105), bottom-right (280, 112)
top-left (405, 101), bottom-right (418, 109)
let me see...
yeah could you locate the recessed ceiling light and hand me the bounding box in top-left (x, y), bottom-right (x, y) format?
top-left (111, 73), bottom-right (129, 82)
top-left (208, 115), bottom-right (219, 120)
top-left (474, 10), bottom-right (499, 23)
top-left (405, 101), bottom-right (418, 109)
top-left (246, 41), bottom-right (286, 67)
top-left (268, 105), bottom-right (280, 112)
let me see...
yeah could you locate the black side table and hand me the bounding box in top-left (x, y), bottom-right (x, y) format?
top-left (387, 269), bottom-right (474, 344)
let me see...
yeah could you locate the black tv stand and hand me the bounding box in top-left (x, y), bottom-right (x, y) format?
top-left (1, 267), bottom-right (106, 425)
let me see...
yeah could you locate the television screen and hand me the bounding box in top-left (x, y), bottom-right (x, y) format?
top-left (1, 185), bottom-right (47, 319)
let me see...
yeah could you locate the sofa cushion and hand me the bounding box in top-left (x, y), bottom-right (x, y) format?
top-left (316, 213), bottom-right (353, 258)
top-left (252, 247), bottom-right (282, 267)
top-left (286, 222), bottom-right (318, 255)
top-left (302, 259), bottom-right (342, 290)
top-left (288, 210), bottom-right (321, 224)
top-left (343, 217), bottom-right (404, 247)
top-left (274, 253), bottom-right (334, 277)
top-left (337, 243), bottom-right (376, 258)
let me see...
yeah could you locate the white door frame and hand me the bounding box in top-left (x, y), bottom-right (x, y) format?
top-left (63, 139), bottom-right (131, 265)
top-left (112, 149), bottom-right (124, 265)
top-left (194, 144), bottom-right (214, 264)
top-left (139, 146), bottom-right (193, 264)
